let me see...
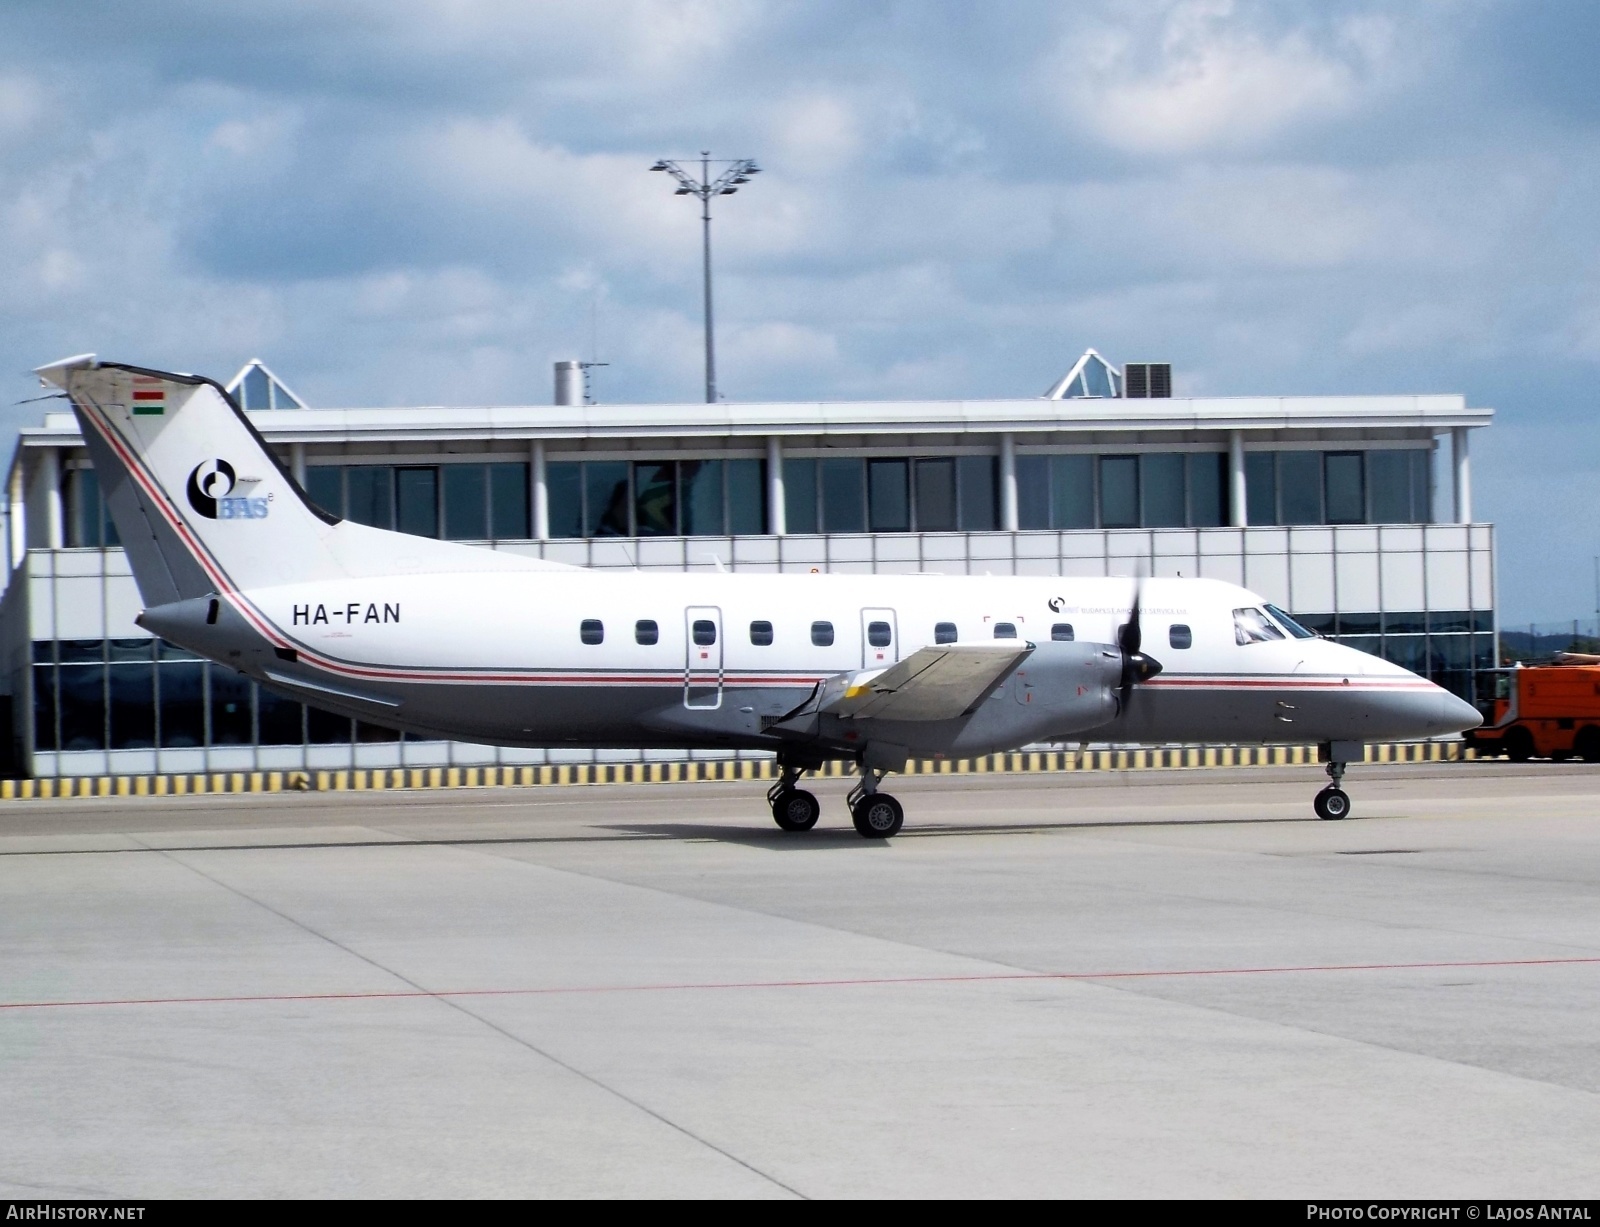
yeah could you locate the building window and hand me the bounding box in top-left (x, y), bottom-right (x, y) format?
top-left (585, 461), bottom-right (630, 536)
top-left (783, 458), bottom-right (818, 534)
top-left (914, 459), bottom-right (956, 532)
top-left (1099, 456), bottom-right (1139, 529)
top-left (210, 665), bottom-right (255, 745)
top-left (1188, 453), bottom-right (1227, 528)
top-left (308, 706), bottom-right (351, 745)
top-left (347, 465), bottom-right (395, 530)
top-left (635, 619), bottom-right (659, 646)
top-left (821, 458), bottom-right (866, 533)
top-left (750, 620), bottom-right (774, 646)
top-left (1245, 453), bottom-right (1277, 526)
top-left (1278, 452), bottom-right (1322, 526)
top-left (157, 652), bottom-right (205, 749)
top-left (1323, 453), bottom-right (1365, 524)
top-left (396, 468), bottom-right (438, 538)
top-left (443, 465), bottom-right (488, 539)
top-left (63, 467), bottom-right (120, 548)
top-left (1050, 455), bottom-right (1095, 530)
top-left (545, 459), bottom-right (765, 538)
top-left (1017, 455), bottom-right (1049, 530)
top-left (868, 460), bottom-right (909, 532)
top-left (811, 621), bottom-right (834, 647)
top-left (958, 456), bottom-right (998, 531)
top-left (548, 462), bottom-right (584, 538)
top-left (309, 463), bottom-right (531, 540)
top-left (257, 685), bottom-right (305, 745)
top-left (1140, 453), bottom-right (1186, 529)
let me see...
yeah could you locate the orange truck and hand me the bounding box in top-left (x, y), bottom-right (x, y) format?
top-left (1465, 660), bottom-right (1600, 761)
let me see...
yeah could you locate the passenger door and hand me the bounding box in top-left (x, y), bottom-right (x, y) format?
top-left (860, 608), bottom-right (899, 669)
top-left (684, 606), bottom-right (724, 709)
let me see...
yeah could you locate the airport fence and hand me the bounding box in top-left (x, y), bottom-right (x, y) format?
top-left (0, 739), bottom-right (1473, 799)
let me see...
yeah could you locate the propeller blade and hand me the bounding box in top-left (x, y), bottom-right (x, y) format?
top-left (1117, 574), bottom-right (1162, 716)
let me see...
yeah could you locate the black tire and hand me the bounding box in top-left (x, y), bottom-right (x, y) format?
top-left (1504, 726), bottom-right (1534, 763)
top-left (851, 792), bottom-right (904, 839)
top-left (772, 788), bottom-right (820, 831)
top-left (1575, 727), bottom-right (1600, 764)
top-left (1314, 786), bottom-right (1351, 821)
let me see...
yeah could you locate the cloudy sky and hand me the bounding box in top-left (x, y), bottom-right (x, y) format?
top-left (2, 0), bottom-right (1596, 621)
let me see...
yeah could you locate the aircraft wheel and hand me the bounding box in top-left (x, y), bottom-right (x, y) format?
top-left (851, 793), bottom-right (904, 839)
top-left (1314, 786), bottom-right (1351, 821)
top-left (772, 788), bottom-right (821, 832)
top-left (1504, 727), bottom-right (1534, 763)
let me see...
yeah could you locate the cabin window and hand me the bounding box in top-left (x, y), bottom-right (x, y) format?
top-left (1051, 623), bottom-right (1074, 641)
top-left (993, 622), bottom-right (1018, 639)
top-left (580, 619), bottom-right (604, 645)
top-left (811, 621), bottom-right (835, 647)
top-left (692, 619), bottom-right (717, 646)
top-left (934, 621), bottom-right (958, 644)
top-left (1168, 624), bottom-right (1192, 650)
top-left (867, 621), bottom-right (892, 648)
top-left (1233, 608), bottom-right (1284, 645)
top-left (635, 620), bottom-right (659, 646)
top-left (750, 620), bottom-right (774, 646)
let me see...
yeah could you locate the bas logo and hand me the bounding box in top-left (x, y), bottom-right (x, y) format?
top-left (186, 459), bottom-right (269, 520)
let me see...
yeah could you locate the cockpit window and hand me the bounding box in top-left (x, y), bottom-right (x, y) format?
top-left (1264, 603), bottom-right (1317, 640)
top-left (1233, 607), bottom-right (1286, 645)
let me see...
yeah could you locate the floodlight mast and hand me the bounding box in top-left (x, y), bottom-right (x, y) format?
top-left (649, 151), bottom-right (761, 403)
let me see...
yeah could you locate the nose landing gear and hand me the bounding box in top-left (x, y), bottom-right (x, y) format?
top-left (1314, 742), bottom-right (1361, 820)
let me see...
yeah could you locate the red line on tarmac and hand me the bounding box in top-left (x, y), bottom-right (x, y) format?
top-left (3, 956), bottom-right (1597, 1013)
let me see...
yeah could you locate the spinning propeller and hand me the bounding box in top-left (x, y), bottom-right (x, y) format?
top-left (1117, 575), bottom-right (1164, 715)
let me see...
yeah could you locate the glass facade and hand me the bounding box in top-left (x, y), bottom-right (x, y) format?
top-left (547, 459), bottom-right (766, 538)
top-left (1245, 449), bottom-right (1430, 527)
top-left (33, 638), bottom-right (393, 752)
top-left (306, 463), bottom-right (529, 540)
top-left (782, 456), bottom-right (997, 535)
top-left (282, 449), bottom-right (1433, 543)
top-left (1017, 453), bottom-right (1229, 531)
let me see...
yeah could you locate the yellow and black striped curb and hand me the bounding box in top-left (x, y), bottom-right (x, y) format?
top-left (0, 740), bottom-right (1470, 799)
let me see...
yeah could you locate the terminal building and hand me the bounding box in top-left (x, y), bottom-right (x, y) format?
top-left (0, 351), bottom-right (1494, 779)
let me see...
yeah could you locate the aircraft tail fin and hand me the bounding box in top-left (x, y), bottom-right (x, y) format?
top-left (36, 356), bottom-right (563, 608)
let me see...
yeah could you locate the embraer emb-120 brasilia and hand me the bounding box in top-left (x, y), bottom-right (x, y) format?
top-left (37, 356), bottom-right (1482, 838)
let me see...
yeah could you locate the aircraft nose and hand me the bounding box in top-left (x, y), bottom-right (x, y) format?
top-left (1439, 688), bottom-right (1483, 734)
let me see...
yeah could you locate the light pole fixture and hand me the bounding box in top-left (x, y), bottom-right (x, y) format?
top-left (650, 151), bottom-right (761, 404)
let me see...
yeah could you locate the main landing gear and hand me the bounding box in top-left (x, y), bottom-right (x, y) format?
top-left (767, 763), bottom-right (820, 831)
top-left (847, 769), bottom-right (903, 840)
top-left (767, 759), bottom-right (904, 838)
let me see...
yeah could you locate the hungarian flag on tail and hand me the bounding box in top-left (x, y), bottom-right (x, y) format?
top-left (131, 375), bottom-right (165, 415)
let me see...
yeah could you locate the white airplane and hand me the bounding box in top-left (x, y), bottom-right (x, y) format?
top-left (37, 356), bottom-right (1482, 837)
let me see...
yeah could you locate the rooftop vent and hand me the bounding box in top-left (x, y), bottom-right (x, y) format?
top-left (1123, 362), bottom-right (1172, 399)
top-left (554, 360), bottom-right (582, 406)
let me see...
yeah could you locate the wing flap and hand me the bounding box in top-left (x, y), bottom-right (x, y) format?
top-left (821, 642), bottom-right (1032, 722)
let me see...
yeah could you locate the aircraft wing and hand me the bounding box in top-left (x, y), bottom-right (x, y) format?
top-left (819, 642), bottom-right (1032, 722)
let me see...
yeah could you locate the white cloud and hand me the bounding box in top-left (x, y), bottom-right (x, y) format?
top-left (1054, 1), bottom-right (1396, 155)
